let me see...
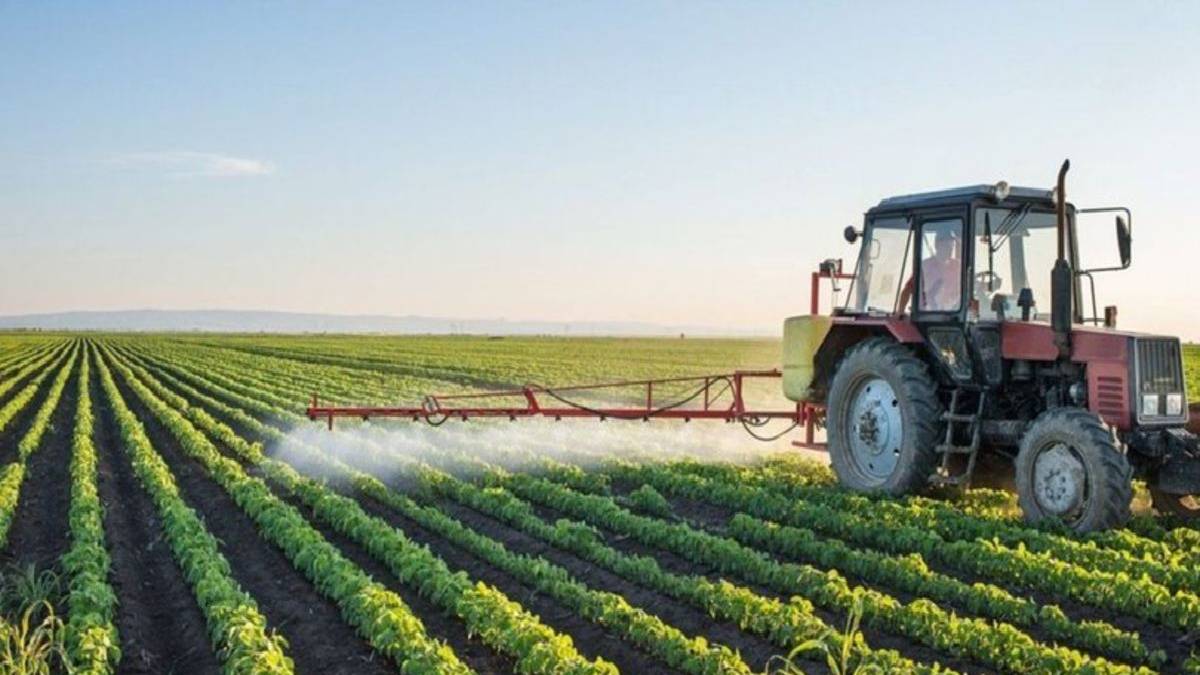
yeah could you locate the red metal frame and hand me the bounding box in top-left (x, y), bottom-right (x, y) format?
top-left (307, 370), bottom-right (810, 431)
top-left (794, 260), bottom-right (855, 449)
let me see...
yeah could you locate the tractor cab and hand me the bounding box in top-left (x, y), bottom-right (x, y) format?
top-left (845, 183), bottom-right (1130, 325)
top-left (785, 161), bottom-right (1199, 533)
top-left (846, 184), bottom-right (1071, 323)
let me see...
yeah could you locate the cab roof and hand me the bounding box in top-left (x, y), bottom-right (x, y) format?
top-left (874, 184), bottom-right (1054, 211)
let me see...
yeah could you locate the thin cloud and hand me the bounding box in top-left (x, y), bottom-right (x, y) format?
top-left (108, 151), bottom-right (275, 177)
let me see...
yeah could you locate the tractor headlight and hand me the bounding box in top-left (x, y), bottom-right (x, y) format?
top-left (1166, 393), bottom-right (1184, 417)
top-left (1142, 394), bottom-right (1160, 416)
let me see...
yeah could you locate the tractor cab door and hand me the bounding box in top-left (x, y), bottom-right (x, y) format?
top-left (911, 210), bottom-right (1002, 387)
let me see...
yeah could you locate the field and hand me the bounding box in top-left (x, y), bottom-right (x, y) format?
top-left (1, 334), bottom-right (1199, 675)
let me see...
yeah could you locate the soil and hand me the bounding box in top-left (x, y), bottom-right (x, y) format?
top-left (256, 466), bottom-right (520, 673)
top-left (2, 362), bottom-right (80, 571)
top-left (545, 481), bottom-right (993, 675)
top-left (0, 352), bottom-right (66, 466)
top-left (339, 481), bottom-right (673, 674)
top-left (92, 368), bottom-right (220, 675)
top-left (431, 495), bottom-right (804, 673)
top-left (131, 358), bottom-right (669, 672)
top-left (611, 479), bottom-right (1193, 673)
top-left (614, 478), bottom-right (1195, 667)
top-left (110, 366), bottom-right (395, 675)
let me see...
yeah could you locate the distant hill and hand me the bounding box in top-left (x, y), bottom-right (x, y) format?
top-left (0, 309), bottom-right (770, 337)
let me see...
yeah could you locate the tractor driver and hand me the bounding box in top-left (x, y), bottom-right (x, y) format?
top-left (897, 222), bottom-right (962, 313)
top-left (921, 225), bottom-right (962, 311)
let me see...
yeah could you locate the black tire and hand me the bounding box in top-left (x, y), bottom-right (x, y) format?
top-left (1014, 408), bottom-right (1132, 533)
top-left (826, 338), bottom-right (942, 495)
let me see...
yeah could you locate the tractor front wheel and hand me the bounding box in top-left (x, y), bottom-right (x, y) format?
top-left (826, 338), bottom-right (941, 496)
top-left (1014, 409), bottom-right (1132, 533)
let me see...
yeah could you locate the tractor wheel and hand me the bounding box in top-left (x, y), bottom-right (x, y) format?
top-left (1149, 488), bottom-right (1200, 520)
top-left (1014, 408), bottom-right (1132, 533)
top-left (826, 338), bottom-right (941, 496)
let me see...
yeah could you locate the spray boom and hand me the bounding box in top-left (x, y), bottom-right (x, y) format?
top-left (307, 370), bottom-right (811, 442)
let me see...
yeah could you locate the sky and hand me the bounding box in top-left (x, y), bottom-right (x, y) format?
top-left (2, 2), bottom-right (1199, 338)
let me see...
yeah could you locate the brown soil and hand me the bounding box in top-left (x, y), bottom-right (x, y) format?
top-left (0, 351), bottom-right (67, 466)
top-left (335, 478), bottom-right (673, 674)
top-left (110, 366), bottom-right (395, 675)
top-left (2, 363), bottom-right (80, 571)
top-left (92, 369), bottom-right (220, 674)
top-left (130, 355), bottom-right (667, 673)
top-left (557, 480), bottom-right (994, 675)
top-left (432, 495), bottom-right (801, 673)
top-left (611, 479), bottom-right (1192, 673)
top-left (260, 472), bottom-right (518, 674)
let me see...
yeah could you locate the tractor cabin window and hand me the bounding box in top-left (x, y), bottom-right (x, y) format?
top-left (918, 218), bottom-right (964, 313)
top-left (974, 207), bottom-right (1059, 322)
top-left (851, 216), bottom-right (912, 314)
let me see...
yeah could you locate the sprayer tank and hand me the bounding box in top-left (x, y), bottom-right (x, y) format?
top-left (782, 315), bottom-right (833, 402)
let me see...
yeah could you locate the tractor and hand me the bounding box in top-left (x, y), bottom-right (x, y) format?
top-left (783, 160), bottom-right (1200, 532)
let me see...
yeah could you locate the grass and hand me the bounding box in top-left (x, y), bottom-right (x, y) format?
top-left (0, 564), bottom-right (69, 675)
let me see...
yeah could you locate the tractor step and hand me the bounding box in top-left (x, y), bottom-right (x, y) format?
top-left (935, 444), bottom-right (977, 455)
top-left (931, 388), bottom-right (986, 488)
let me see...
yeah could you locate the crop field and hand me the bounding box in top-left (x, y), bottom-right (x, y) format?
top-left (1, 334), bottom-right (1200, 674)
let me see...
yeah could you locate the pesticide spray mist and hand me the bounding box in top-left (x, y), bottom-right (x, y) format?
top-left (272, 416), bottom-right (821, 486)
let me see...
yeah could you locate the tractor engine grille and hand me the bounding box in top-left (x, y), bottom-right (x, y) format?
top-left (1134, 337), bottom-right (1187, 423)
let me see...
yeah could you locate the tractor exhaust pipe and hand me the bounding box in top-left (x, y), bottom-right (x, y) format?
top-left (1051, 159), bottom-right (1073, 358)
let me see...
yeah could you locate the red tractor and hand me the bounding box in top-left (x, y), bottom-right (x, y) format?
top-left (784, 160), bottom-right (1198, 532)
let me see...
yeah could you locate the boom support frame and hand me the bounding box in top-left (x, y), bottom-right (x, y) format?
top-left (307, 369), bottom-right (809, 434)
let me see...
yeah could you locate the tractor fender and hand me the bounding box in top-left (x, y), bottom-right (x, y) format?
top-left (803, 320), bottom-right (920, 404)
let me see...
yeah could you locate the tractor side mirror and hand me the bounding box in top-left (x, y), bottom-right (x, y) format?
top-left (1116, 216), bottom-right (1132, 268)
top-left (843, 226), bottom-right (860, 244)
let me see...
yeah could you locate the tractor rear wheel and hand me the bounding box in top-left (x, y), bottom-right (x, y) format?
top-left (1014, 408), bottom-right (1132, 533)
top-left (826, 338), bottom-right (941, 496)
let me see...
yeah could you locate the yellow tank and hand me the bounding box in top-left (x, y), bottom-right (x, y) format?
top-left (782, 315), bottom-right (833, 402)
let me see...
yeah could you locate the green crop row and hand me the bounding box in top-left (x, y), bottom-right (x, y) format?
top-left (605, 461), bottom-right (1154, 665)
top-left (725, 513), bottom-right (1155, 666)
top-left (0, 340), bottom-right (70, 403)
top-left (92, 346), bottom-right (295, 674)
top-left (114, 347), bottom-right (761, 675)
top-left (350, 470), bottom-right (755, 675)
top-left (0, 343), bottom-right (79, 547)
top-left (415, 469), bottom-right (939, 674)
top-left (497, 473), bottom-right (1148, 675)
top-left (100, 345), bottom-right (475, 674)
top-left (673, 459), bottom-right (1200, 596)
top-left (619, 462), bottom-right (1200, 632)
top-left (62, 349), bottom-right (121, 674)
top-left (0, 341), bottom-right (73, 441)
top-left (105, 345), bottom-right (612, 675)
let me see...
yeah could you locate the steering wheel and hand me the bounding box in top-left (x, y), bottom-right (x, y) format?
top-left (976, 271), bottom-right (1003, 293)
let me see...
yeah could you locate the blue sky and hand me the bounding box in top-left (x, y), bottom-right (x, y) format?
top-left (2, 2), bottom-right (1199, 337)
